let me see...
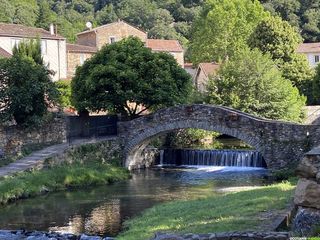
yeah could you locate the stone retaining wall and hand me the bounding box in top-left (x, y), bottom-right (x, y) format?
top-left (293, 151), bottom-right (320, 236)
top-left (0, 118), bottom-right (67, 158)
top-left (150, 231), bottom-right (290, 240)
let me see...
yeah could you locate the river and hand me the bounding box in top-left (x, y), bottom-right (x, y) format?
top-left (0, 167), bottom-right (268, 237)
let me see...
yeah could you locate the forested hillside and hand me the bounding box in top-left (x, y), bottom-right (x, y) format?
top-left (0, 0), bottom-right (319, 44)
top-left (0, 0), bottom-right (203, 44)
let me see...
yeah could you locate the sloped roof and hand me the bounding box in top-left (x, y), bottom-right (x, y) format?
top-left (66, 43), bottom-right (97, 53)
top-left (77, 20), bottom-right (147, 36)
top-left (297, 42), bottom-right (320, 53)
top-left (146, 39), bottom-right (183, 52)
top-left (0, 47), bottom-right (11, 58)
top-left (198, 62), bottom-right (220, 78)
top-left (0, 23), bottom-right (65, 40)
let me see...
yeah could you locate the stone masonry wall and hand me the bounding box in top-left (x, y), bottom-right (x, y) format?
top-left (150, 232), bottom-right (289, 240)
top-left (292, 150), bottom-right (320, 236)
top-left (67, 52), bottom-right (94, 78)
top-left (95, 21), bottom-right (147, 49)
top-left (0, 118), bottom-right (67, 158)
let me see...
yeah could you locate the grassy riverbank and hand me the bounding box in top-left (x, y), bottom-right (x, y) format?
top-left (118, 180), bottom-right (296, 240)
top-left (0, 162), bottom-right (129, 205)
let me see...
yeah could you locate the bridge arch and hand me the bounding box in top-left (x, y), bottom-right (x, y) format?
top-left (118, 104), bottom-right (318, 170)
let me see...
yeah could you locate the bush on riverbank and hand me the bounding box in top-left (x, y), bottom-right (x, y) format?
top-left (0, 143), bottom-right (130, 205)
top-left (118, 180), bottom-right (296, 240)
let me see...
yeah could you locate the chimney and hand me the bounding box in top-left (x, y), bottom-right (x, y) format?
top-left (50, 24), bottom-right (54, 35)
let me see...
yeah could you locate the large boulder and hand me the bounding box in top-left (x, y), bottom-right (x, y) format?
top-left (295, 155), bottom-right (320, 179)
top-left (294, 178), bottom-right (320, 209)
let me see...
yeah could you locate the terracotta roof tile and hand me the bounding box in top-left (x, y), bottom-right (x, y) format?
top-left (146, 39), bottom-right (183, 52)
top-left (297, 43), bottom-right (320, 53)
top-left (199, 62), bottom-right (220, 77)
top-left (0, 23), bottom-right (65, 40)
top-left (66, 43), bottom-right (97, 53)
top-left (0, 47), bottom-right (11, 58)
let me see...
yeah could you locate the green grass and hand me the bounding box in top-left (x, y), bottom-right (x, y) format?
top-left (0, 160), bottom-right (129, 205)
top-left (118, 180), bottom-right (296, 240)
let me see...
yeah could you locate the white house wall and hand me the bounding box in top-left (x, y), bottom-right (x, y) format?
top-left (0, 36), bottom-right (66, 81)
top-left (43, 39), bottom-right (67, 81)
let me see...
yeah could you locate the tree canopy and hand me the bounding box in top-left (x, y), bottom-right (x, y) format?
top-left (71, 37), bottom-right (192, 119)
top-left (207, 48), bottom-right (306, 122)
top-left (249, 16), bottom-right (314, 102)
top-left (189, 0), bottom-right (268, 64)
top-left (0, 41), bottom-right (58, 126)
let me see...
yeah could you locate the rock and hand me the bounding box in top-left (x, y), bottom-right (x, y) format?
top-left (316, 172), bottom-right (320, 184)
top-left (294, 178), bottom-right (320, 209)
top-left (79, 234), bottom-right (102, 240)
top-left (292, 207), bottom-right (320, 237)
top-left (296, 156), bottom-right (318, 179)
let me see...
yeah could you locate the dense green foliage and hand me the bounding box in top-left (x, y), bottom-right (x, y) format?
top-left (12, 39), bottom-right (44, 65)
top-left (165, 129), bottom-right (222, 149)
top-left (260, 0), bottom-right (320, 42)
top-left (71, 37), bottom-right (192, 118)
top-left (118, 180), bottom-right (295, 239)
top-left (0, 0), bottom-right (203, 43)
top-left (249, 16), bottom-right (314, 102)
top-left (313, 64), bottom-right (320, 104)
top-left (207, 48), bottom-right (306, 122)
top-left (0, 143), bottom-right (129, 205)
top-left (189, 0), bottom-right (268, 64)
top-left (0, 41), bottom-right (58, 126)
top-left (1, 0), bottom-right (320, 45)
top-left (55, 80), bottom-right (72, 108)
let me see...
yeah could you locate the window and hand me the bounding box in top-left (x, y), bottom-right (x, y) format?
top-left (11, 38), bottom-right (21, 49)
top-left (80, 54), bottom-right (85, 65)
top-left (41, 40), bottom-right (47, 55)
top-left (109, 36), bottom-right (116, 44)
top-left (315, 55), bottom-right (320, 63)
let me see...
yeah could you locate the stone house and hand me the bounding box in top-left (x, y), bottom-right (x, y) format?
top-left (73, 20), bottom-right (184, 72)
top-left (297, 42), bottom-right (320, 68)
top-left (77, 20), bottom-right (148, 49)
top-left (193, 62), bottom-right (220, 92)
top-left (66, 43), bottom-right (97, 78)
top-left (146, 39), bottom-right (184, 66)
top-left (0, 23), bottom-right (67, 81)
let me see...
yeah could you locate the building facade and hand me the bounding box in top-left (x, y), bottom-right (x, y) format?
top-left (75, 20), bottom-right (184, 69)
top-left (194, 62), bottom-right (220, 92)
top-left (297, 42), bottom-right (320, 68)
top-left (0, 23), bottom-right (67, 81)
top-left (146, 39), bottom-right (184, 66)
top-left (66, 43), bottom-right (97, 78)
top-left (77, 20), bottom-right (148, 49)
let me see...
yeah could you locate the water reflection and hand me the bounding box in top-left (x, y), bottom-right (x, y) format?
top-left (0, 168), bottom-right (269, 237)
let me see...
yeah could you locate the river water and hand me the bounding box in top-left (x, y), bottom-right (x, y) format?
top-left (0, 167), bottom-right (268, 237)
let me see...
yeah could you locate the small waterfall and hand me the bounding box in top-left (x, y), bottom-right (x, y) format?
top-left (159, 150), bottom-right (164, 165)
top-left (161, 149), bottom-right (266, 168)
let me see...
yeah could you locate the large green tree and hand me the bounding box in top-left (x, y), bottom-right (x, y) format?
top-left (0, 40), bottom-right (58, 126)
top-left (71, 37), bottom-right (192, 119)
top-left (207, 48), bottom-right (306, 122)
top-left (249, 16), bottom-right (314, 102)
top-left (189, 0), bottom-right (268, 64)
top-left (0, 59), bottom-right (57, 126)
top-left (259, 0), bottom-right (320, 42)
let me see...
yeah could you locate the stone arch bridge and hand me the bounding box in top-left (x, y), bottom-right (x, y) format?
top-left (118, 104), bottom-right (320, 170)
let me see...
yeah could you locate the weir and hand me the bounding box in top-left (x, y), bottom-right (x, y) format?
top-left (160, 149), bottom-right (267, 168)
